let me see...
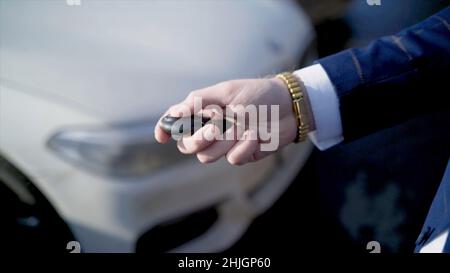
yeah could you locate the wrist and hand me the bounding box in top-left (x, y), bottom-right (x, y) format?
top-left (270, 77), bottom-right (296, 116)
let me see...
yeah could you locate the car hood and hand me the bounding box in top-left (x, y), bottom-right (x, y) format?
top-left (0, 0), bottom-right (313, 122)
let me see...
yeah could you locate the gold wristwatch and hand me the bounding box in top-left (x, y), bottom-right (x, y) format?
top-left (276, 72), bottom-right (312, 142)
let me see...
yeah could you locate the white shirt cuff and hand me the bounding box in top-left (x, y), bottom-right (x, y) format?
top-left (293, 64), bottom-right (343, 150)
top-left (419, 229), bottom-right (449, 253)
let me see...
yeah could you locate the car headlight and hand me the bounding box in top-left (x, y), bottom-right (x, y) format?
top-left (47, 120), bottom-right (189, 177)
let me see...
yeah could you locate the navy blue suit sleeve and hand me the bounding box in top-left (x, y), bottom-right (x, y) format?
top-left (317, 6), bottom-right (450, 141)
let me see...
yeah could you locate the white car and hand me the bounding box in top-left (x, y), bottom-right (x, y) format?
top-left (0, 0), bottom-right (314, 252)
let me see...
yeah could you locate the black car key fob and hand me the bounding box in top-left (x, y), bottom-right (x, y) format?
top-left (160, 115), bottom-right (231, 137)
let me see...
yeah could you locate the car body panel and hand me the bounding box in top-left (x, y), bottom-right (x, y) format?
top-left (0, 0), bottom-right (314, 252)
top-left (1, 0), bottom-right (312, 122)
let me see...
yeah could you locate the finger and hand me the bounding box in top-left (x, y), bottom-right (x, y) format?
top-left (166, 103), bottom-right (193, 118)
top-left (155, 102), bottom-right (199, 143)
top-left (250, 131), bottom-right (280, 161)
top-left (196, 139), bottom-right (237, 164)
top-left (252, 147), bottom-right (276, 162)
top-left (154, 108), bottom-right (174, 144)
top-left (199, 105), bottom-right (225, 120)
top-left (154, 124), bottom-right (171, 144)
top-left (226, 130), bottom-right (259, 165)
top-left (249, 117), bottom-right (294, 160)
top-left (176, 123), bottom-right (220, 154)
top-left (195, 121), bottom-right (242, 163)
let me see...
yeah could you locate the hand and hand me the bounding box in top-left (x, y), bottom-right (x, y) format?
top-left (154, 78), bottom-right (298, 165)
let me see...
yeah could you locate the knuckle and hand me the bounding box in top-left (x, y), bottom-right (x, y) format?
top-left (218, 81), bottom-right (234, 92)
top-left (187, 90), bottom-right (196, 98)
top-left (186, 91), bottom-right (195, 101)
top-left (167, 105), bottom-right (179, 115)
top-left (186, 91), bottom-right (200, 103)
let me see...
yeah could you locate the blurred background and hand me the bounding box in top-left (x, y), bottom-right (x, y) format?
top-left (0, 0), bottom-right (449, 253)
